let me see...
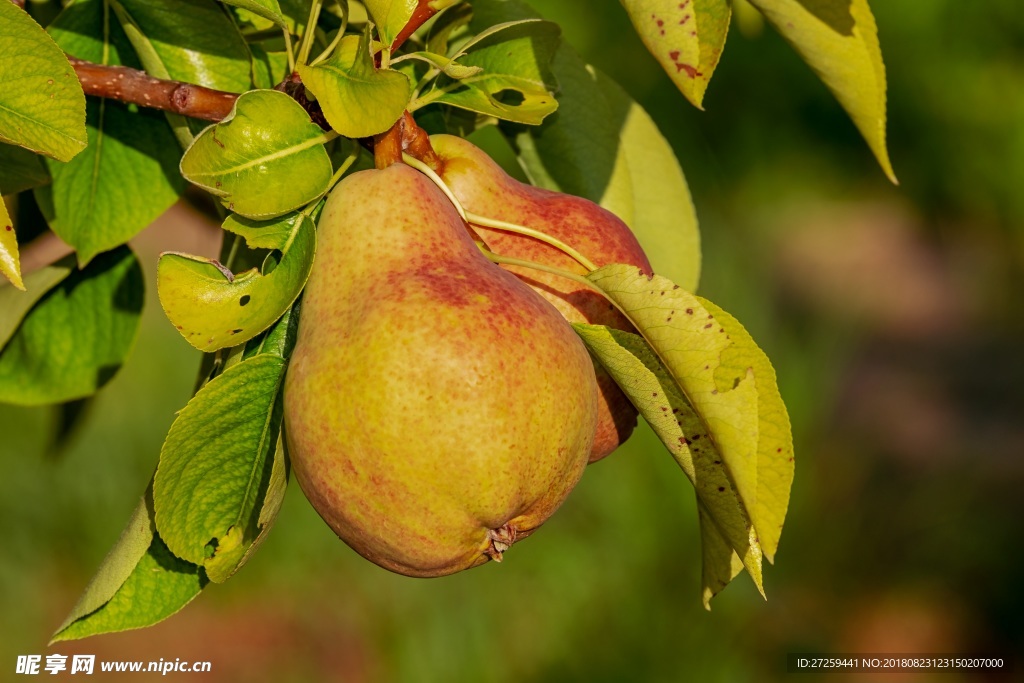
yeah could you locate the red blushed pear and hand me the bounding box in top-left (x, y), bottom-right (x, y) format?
top-left (430, 134), bottom-right (653, 462)
top-left (284, 164), bottom-right (599, 578)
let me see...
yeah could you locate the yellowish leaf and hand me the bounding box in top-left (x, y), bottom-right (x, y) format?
top-left (0, 198), bottom-right (24, 290)
top-left (748, 0), bottom-right (896, 182)
top-left (620, 0), bottom-right (732, 108)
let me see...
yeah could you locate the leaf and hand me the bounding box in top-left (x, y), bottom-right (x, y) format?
top-left (111, 0), bottom-right (252, 93)
top-left (599, 70), bottom-right (701, 291)
top-left (412, 20), bottom-right (561, 125)
top-left (619, 0), bottom-right (731, 109)
top-left (218, 0), bottom-right (287, 27)
top-left (296, 33), bottom-right (412, 138)
top-left (180, 90), bottom-right (333, 219)
top-left (698, 500), bottom-right (745, 608)
top-left (47, 0), bottom-right (186, 266)
top-left (510, 45), bottom-right (701, 291)
top-left (573, 323), bottom-right (763, 599)
top-left (700, 296), bottom-right (793, 562)
top-left (0, 254), bottom-right (75, 350)
top-left (0, 144), bottom-right (50, 195)
top-left (0, 199), bottom-right (24, 290)
top-left (157, 211), bottom-right (315, 351)
top-left (364, 0), bottom-right (418, 46)
top-left (0, 246), bottom-right (143, 406)
top-left (0, 1), bottom-right (87, 162)
top-left (585, 265), bottom-right (762, 541)
top-left (52, 493), bottom-right (207, 642)
top-left (52, 495), bottom-right (154, 638)
top-left (393, 51), bottom-right (484, 80)
top-left (747, 0), bottom-right (895, 181)
top-left (153, 354), bottom-right (288, 582)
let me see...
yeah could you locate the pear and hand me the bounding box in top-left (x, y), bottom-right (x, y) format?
top-left (430, 134), bottom-right (653, 462)
top-left (284, 163), bottom-right (599, 578)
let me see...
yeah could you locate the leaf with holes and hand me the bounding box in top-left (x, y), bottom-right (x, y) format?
top-left (296, 32), bottom-right (412, 138)
top-left (0, 1), bottom-right (87, 162)
top-left (573, 323), bottom-right (763, 602)
top-left (412, 20), bottom-right (561, 125)
top-left (158, 211), bottom-right (315, 351)
top-left (154, 354), bottom-right (288, 582)
top-left (47, 0), bottom-right (185, 266)
top-left (0, 246), bottom-right (143, 406)
top-left (52, 492), bottom-right (207, 642)
top-left (620, 0), bottom-right (731, 109)
top-left (747, 0), bottom-right (895, 181)
top-left (0, 199), bottom-right (23, 290)
top-left (179, 90), bottom-right (333, 219)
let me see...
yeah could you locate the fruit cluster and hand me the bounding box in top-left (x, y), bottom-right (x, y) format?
top-left (284, 137), bottom-right (652, 577)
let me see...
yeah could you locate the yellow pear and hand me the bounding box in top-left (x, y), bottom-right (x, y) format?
top-left (284, 163), bottom-right (599, 577)
top-left (431, 134), bottom-right (652, 461)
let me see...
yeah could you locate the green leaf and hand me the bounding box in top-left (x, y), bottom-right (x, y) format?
top-left (0, 254), bottom-right (74, 350)
top-left (0, 246), bottom-right (143, 406)
top-left (180, 90), bottom-right (333, 219)
top-left (0, 199), bottom-right (23, 290)
top-left (747, 0), bottom-right (895, 182)
top-left (47, 0), bottom-right (186, 266)
top-left (412, 20), bottom-right (561, 125)
top-left (392, 51), bottom-right (484, 80)
top-left (0, 1), bottom-right (87, 162)
top-left (573, 323), bottom-right (763, 601)
top-left (158, 211), bottom-right (315, 351)
top-left (52, 495), bottom-right (154, 639)
top-left (0, 144), bottom-right (50, 195)
top-left (700, 296), bottom-right (793, 562)
top-left (364, 0), bottom-right (418, 46)
top-left (154, 354), bottom-right (288, 582)
top-left (218, 0), bottom-right (287, 27)
top-left (620, 0), bottom-right (731, 109)
top-left (296, 32), bottom-right (412, 138)
top-left (52, 493), bottom-right (207, 642)
top-left (111, 0), bottom-right (252, 92)
top-left (251, 44), bottom-right (291, 90)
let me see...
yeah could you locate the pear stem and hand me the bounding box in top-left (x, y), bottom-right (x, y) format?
top-left (480, 249), bottom-right (600, 294)
top-left (310, 1), bottom-right (348, 67)
top-left (401, 154), bottom-right (598, 273)
top-left (402, 153), bottom-right (468, 220)
top-left (283, 29), bottom-right (296, 74)
top-left (297, 0), bottom-right (324, 66)
top-left (464, 212), bottom-right (598, 272)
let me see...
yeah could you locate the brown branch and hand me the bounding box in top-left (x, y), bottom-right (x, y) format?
top-left (69, 57), bottom-right (238, 122)
top-left (11, 0), bottom-right (25, 9)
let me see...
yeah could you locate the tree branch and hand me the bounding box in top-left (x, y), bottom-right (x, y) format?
top-left (68, 57), bottom-right (238, 122)
top-left (11, 0), bottom-right (25, 9)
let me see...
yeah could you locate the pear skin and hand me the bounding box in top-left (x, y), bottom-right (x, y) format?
top-left (284, 164), bottom-right (599, 577)
top-left (431, 134), bottom-right (652, 461)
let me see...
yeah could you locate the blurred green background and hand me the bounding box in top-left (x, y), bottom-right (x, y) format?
top-left (2, 0), bottom-right (1023, 680)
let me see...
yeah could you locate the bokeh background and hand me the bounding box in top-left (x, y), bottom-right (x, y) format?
top-left (2, 0), bottom-right (1023, 680)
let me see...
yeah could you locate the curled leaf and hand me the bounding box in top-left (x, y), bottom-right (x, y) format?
top-left (158, 211), bottom-right (315, 352)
